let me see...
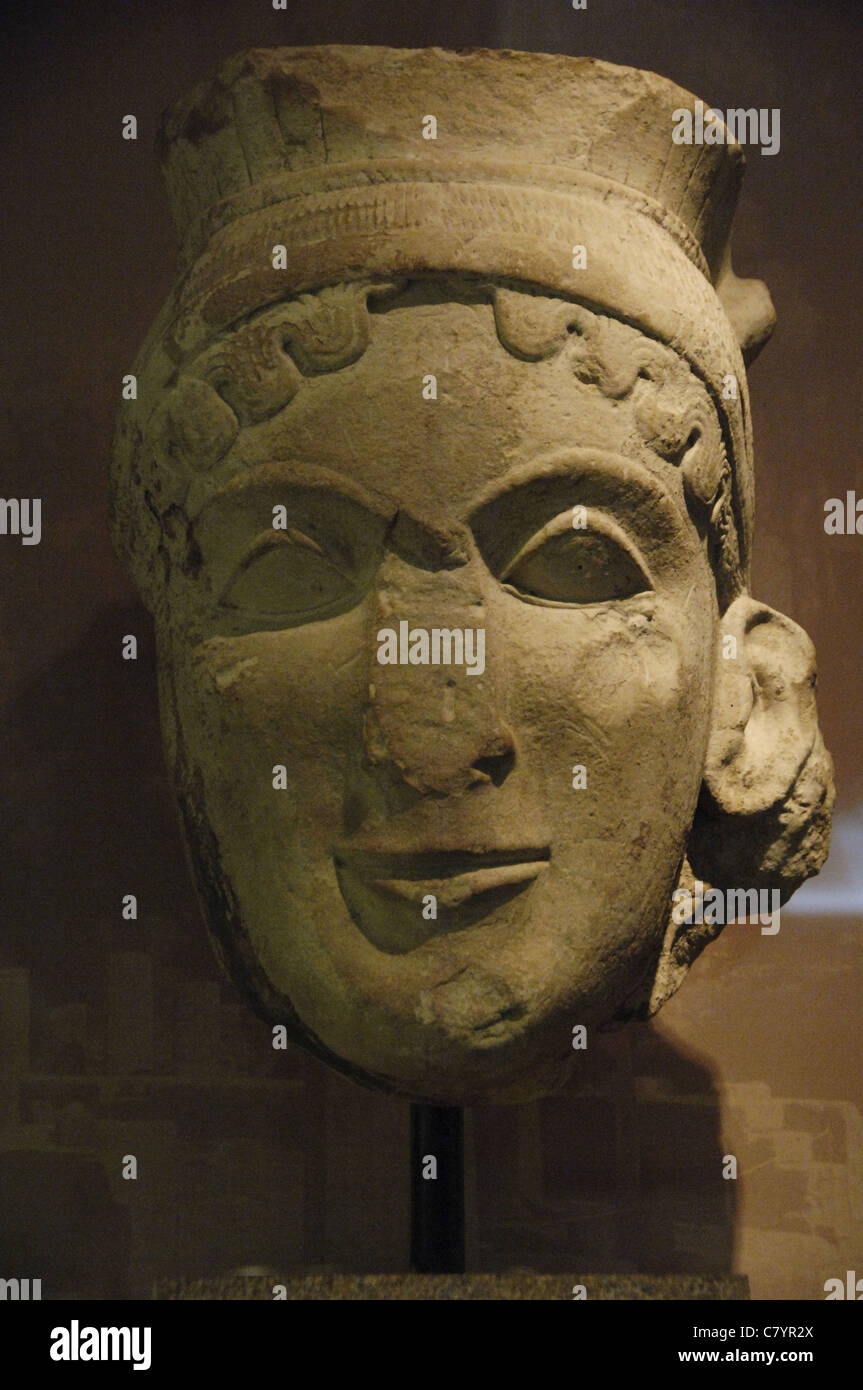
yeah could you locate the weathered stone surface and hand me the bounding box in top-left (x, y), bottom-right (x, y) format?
top-left (110, 47), bottom-right (833, 1105)
top-left (155, 1273), bottom-right (750, 1301)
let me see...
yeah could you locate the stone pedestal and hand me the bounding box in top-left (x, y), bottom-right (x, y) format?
top-left (155, 1273), bottom-right (749, 1300)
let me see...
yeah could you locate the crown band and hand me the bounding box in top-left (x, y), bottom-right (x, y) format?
top-left (175, 158), bottom-right (711, 281)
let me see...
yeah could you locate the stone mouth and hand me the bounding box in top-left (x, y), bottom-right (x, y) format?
top-left (333, 847), bottom-right (550, 954)
top-left (334, 845), bottom-right (550, 878)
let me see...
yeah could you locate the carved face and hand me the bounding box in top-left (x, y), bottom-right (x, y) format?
top-left (153, 286), bottom-right (726, 1103)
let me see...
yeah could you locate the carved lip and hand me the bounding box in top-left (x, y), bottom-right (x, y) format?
top-left (367, 860), bottom-right (549, 909)
top-left (334, 846), bottom-right (551, 880)
top-left (333, 846), bottom-right (551, 937)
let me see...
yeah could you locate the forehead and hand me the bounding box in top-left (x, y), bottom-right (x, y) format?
top-left (184, 296), bottom-right (707, 529)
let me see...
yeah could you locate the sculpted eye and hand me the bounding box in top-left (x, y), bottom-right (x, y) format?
top-left (501, 511), bottom-right (651, 605)
top-left (220, 528), bottom-right (356, 620)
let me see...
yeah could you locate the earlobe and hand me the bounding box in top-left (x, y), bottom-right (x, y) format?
top-left (703, 596), bottom-right (820, 817)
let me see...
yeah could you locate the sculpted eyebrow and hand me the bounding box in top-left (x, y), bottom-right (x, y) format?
top-left (469, 452), bottom-right (684, 519)
top-left (189, 462), bottom-right (398, 525)
top-left (467, 452), bottom-right (686, 573)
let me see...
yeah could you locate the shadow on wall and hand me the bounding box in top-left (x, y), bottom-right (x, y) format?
top-left (473, 1026), bottom-right (734, 1276)
top-left (0, 1151), bottom-right (130, 1299)
top-left (0, 603), bottom-right (210, 995)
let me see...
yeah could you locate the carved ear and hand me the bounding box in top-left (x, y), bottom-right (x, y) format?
top-left (614, 597), bottom-right (835, 1025)
top-left (611, 592), bottom-right (833, 1028)
top-left (705, 597), bottom-right (819, 812)
top-left (689, 595), bottom-right (834, 898)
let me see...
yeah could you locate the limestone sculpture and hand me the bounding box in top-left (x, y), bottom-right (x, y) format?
top-left (110, 47), bottom-right (834, 1103)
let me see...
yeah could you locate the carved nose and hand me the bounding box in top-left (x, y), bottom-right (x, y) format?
top-left (364, 667), bottom-right (516, 796)
top-left (362, 560), bottom-right (515, 797)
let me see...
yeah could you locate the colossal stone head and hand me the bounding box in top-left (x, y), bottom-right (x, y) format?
top-left (110, 47), bottom-right (833, 1103)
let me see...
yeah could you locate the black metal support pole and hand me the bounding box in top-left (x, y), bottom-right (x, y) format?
top-left (410, 1103), bottom-right (465, 1273)
top-left (411, 1100), bottom-right (464, 1273)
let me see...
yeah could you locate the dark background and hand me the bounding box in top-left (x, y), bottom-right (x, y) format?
top-left (0, 0), bottom-right (860, 1299)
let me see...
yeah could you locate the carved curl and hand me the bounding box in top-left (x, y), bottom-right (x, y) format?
top-left (189, 280), bottom-right (406, 428)
top-left (134, 281), bottom-right (744, 609)
top-left (492, 287), bottom-right (745, 607)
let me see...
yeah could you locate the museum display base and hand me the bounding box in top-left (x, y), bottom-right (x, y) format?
top-left (155, 1274), bottom-right (750, 1300)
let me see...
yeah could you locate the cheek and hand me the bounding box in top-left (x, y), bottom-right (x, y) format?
top-left (501, 593), bottom-right (714, 826)
top-left (162, 607), bottom-right (371, 829)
